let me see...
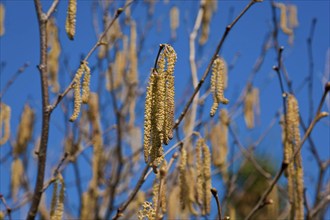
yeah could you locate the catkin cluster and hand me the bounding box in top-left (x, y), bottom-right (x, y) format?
top-left (70, 61), bottom-right (91, 122)
top-left (15, 104), bottom-right (35, 155)
top-left (274, 3), bottom-right (299, 44)
top-left (244, 85), bottom-right (260, 129)
top-left (283, 94), bottom-right (304, 219)
top-left (0, 102), bottom-right (11, 146)
top-left (47, 18), bottom-right (61, 93)
top-left (210, 57), bottom-right (229, 117)
top-left (0, 3), bottom-right (5, 36)
top-left (65, 0), bottom-right (77, 40)
top-left (143, 44), bottom-right (177, 164)
top-left (138, 201), bottom-right (156, 220)
top-left (50, 174), bottom-right (65, 220)
top-left (196, 138), bottom-right (211, 215)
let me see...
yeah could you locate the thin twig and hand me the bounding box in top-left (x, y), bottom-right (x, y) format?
top-left (0, 194), bottom-right (12, 220)
top-left (211, 188), bottom-right (222, 220)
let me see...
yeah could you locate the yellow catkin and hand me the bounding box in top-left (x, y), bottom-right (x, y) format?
top-left (0, 3), bottom-right (4, 36)
top-left (138, 201), bottom-right (155, 220)
top-left (244, 86), bottom-right (259, 129)
top-left (50, 174), bottom-right (65, 220)
top-left (47, 18), bottom-right (61, 93)
top-left (179, 148), bottom-right (188, 209)
top-left (15, 104), bottom-right (35, 155)
top-left (202, 142), bottom-right (211, 215)
top-left (156, 72), bottom-right (166, 144)
top-left (69, 62), bottom-right (85, 122)
top-left (128, 20), bottom-right (138, 84)
top-left (286, 94), bottom-right (304, 219)
top-left (81, 62), bottom-right (91, 104)
top-left (288, 5), bottom-right (299, 29)
top-left (11, 158), bottom-right (24, 200)
top-left (196, 138), bottom-right (204, 207)
top-left (0, 103), bottom-right (11, 146)
top-left (65, 0), bottom-right (77, 40)
top-left (275, 3), bottom-right (293, 35)
top-left (210, 57), bottom-right (229, 117)
top-left (199, 1), bottom-right (214, 45)
top-left (170, 6), bottom-right (179, 39)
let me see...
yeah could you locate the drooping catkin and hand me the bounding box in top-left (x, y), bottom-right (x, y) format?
top-left (70, 61), bottom-right (91, 122)
top-left (138, 201), bottom-right (156, 220)
top-left (210, 57), bottom-right (229, 117)
top-left (0, 102), bottom-right (11, 146)
top-left (275, 3), bottom-right (293, 36)
top-left (11, 158), bottom-right (24, 200)
top-left (0, 3), bottom-right (4, 36)
top-left (199, 1), bottom-right (216, 45)
top-left (82, 62), bottom-right (91, 103)
top-left (179, 148), bottom-right (188, 209)
top-left (15, 104), bottom-right (35, 155)
top-left (65, 0), bottom-right (77, 40)
top-left (128, 20), bottom-right (138, 84)
top-left (170, 6), bottom-right (179, 39)
top-left (196, 137), bottom-right (212, 215)
top-left (143, 45), bottom-right (177, 164)
top-left (288, 5), bottom-right (299, 29)
top-left (244, 86), bottom-right (259, 129)
top-left (50, 174), bottom-right (65, 220)
top-left (47, 18), bottom-right (61, 93)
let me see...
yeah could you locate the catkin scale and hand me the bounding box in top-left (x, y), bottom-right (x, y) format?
top-left (65, 0), bottom-right (77, 40)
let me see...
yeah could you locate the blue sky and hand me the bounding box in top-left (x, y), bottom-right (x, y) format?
top-left (0, 0), bottom-right (329, 219)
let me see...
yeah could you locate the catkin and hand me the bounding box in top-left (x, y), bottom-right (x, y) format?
top-left (288, 5), bottom-right (299, 29)
top-left (0, 102), bottom-right (11, 146)
top-left (11, 158), bottom-right (24, 200)
top-left (0, 3), bottom-right (4, 36)
top-left (50, 174), bottom-right (65, 220)
top-left (143, 45), bottom-right (177, 164)
top-left (47, 18), bottom-right (61, 93)
top-left (170, 6), bottom-right (179, 39)
top-left (70, 61), bottom-right (91, 122)
top-left (244, 86), bottom-right (259, 129)
top-left (275, 3), bottom-right (293, 35)
top-left (128, 20), bottom-right (138, 84)
top-left (138, 201), bottom-right (156, 220)
top-left (82, 62), bottom-right (91, 103)
top-left (15, 104), bottom-right (35, 155)
top-left (179, 148), bottom-right (188, 209)
top-left (210, 57), bottom-right (229, 117)
top-left (65, 0), bottom-right (77, 40)
top-left (199, 1), bottom-right (214, 45)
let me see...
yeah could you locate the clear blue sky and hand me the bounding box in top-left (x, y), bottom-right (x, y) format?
top-left (0, 0), bottom-right (329, 219)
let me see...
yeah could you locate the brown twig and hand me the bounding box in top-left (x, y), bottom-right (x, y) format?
top-left (211, 188), bottom-right (222, 220)
top-left (27, 1), bottom-right (54, 219)
top-left (173, 0), bottom-right (261, 130)
top-left (0, 194), bottom-right (12, 220)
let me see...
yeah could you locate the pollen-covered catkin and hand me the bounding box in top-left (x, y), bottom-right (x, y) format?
top-left (210, 57), bottom-right (229, 117)
top-left (69, 62), bottom-right (85, 122)
top-left (82, 62), bottom-right (91, 103)
top-left (65, 0), bottom-right (77, 40)
top-left (138, 201), bottom-right (156, 220)
top-left (0, 103), bottom-right (11, 146)
top-left (275, 3), bottom-right (293, 35)
top-left (0, 3), bottom-right (5, 36)
top-left (50, 174), bottom-right (65, 220)
top-left (15, 104), bottom-right (35, 155)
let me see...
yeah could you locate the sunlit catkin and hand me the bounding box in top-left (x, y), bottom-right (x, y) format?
top-left (170, 6), bottom-right (179, 39)
top-left (47, 18), bottom-right (61, 93)
top-left (0, 103), bottom-right (11, 146)
top-left (50, 174), bottom-right (65, 220)
top-left (138, 201), bottom-right (156, 220)
top-left (288, 5), bottom-right (299, 29)
top-left (15, 104), bottom-right (35, 155)
top-left (82, 62), bottom-right (91, 103)
top-left (65, 0), bottom-right (77, 40)
top-left (179, 148), bottom-right (188, 209)
top-left (199, 1), bottom-right (214, 45)
top-left (275, 3), bottom-right (293, 36)
top-left (0, 3), bottom-right (4, 36)
top-left (210, 57), bottom-right (229, 117)
top-left (11, 157), bottom-right (24, 200)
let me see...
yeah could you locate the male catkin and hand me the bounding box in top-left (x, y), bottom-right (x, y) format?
top-left (65, 0), bottom-right (77, 40)
top-left (0, 102), bottom-right (11, 146)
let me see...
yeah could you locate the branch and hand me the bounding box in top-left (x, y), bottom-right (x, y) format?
top-left (173, 0), bottom-right (261, 130)
top-left (0, 194), bottom-right (12, 220)
top-left (211, 188), bottom-right (222, 220)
